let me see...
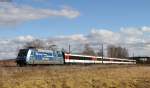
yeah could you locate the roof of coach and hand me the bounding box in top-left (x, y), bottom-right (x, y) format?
top-left (65, 53), bottom-right (98, 58)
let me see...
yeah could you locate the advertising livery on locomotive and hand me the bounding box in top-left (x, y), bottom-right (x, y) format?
top-left (16, 48), bottom-right (136, 66)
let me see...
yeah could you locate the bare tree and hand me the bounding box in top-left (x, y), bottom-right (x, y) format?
top-left (97, 49), bottom-right (103, 56)
top-left (107, 45), bottom-right (129, 58)
top-left (82, 44), bottom-right (96, 56)
top-left (44, 39), bottom-right (59, 50)
top-left (47, 44), bottom-right (58, 50)
top-left (24, 39), bottom-right (58, 50)
top-left (24, 39), bottom-right (44, 49)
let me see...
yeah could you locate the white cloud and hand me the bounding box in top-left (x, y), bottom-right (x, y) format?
top-left (120, 27), bottom-right (143, 36)
top-left (0, 2), bottom-right (80, 25)
top-left (87, 27), bottom-right (150, 56)
top-left (0, 35), bottom-right (36, 60)
top-left (0, 0), bottom-right (12, 2)
top-left (58, 34), bottom-right (87, 42)
top-left (119, 27), bottom-right (150, 44)
top-left (142, 26), bottom-right (150, 32)
top-left (89, 28), bottom-right (120, 44)
top-left (0, 26), bottom-right (150, 60)
top-left (15, 35), bottom-right (35, 43)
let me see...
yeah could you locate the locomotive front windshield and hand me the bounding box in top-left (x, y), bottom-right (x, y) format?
top-left (18, 49), bottom-right (28, 57)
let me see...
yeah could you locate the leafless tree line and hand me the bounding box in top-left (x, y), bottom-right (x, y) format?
top-left (24, 39), bottom-right (129, 58)
top-left (81, 44), bottom-right (128, 58)
top-left (107, 45), bottom-right (129, 58)
top-left (24, 39), bottom-right (57, 50)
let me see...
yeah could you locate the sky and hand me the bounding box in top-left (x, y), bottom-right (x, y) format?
top-left (0, 0), bottom-right (150, 59)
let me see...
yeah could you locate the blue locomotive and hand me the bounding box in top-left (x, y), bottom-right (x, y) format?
top-left (16, 48), bottom-right (64, 66)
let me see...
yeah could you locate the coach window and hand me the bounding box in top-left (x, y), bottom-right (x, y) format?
top-left (84, 57), bottom-right (91, 60)
top-left (97, 58), bottom-right (101, 61)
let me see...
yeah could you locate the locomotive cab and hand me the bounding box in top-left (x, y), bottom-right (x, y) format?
top-left (16, 49), bottom-right (29, 66)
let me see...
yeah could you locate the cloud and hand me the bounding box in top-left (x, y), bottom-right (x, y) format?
top-left (0, 26), bottom-right (150, 60)
top-left (0, 35), bottom-right (36, 60)
top-left (142, 26), bottom-right (150, 32)
top-left (44, 27), bottom-right (150, 57)
top-left (14, 35), bottom-right (35, 43)
top-left (32, 0), bottom-right (48, 2)
top-left (0, 0), bottom-right (12, 2)
top-left (58, 34), bottom-right (87, 42)
top-left (88, 28), bottom-right (121, 44)
top-left (0, 39), bottom-right (18, 60)
top-left (120, 27), bottom-right (143, 36)
top-left (0, 3), bottom-right (80, 25)
top-left (87, 27), bottom-right (150, 56)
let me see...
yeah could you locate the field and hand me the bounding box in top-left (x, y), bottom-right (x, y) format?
top-left (0, 59), bottom-right (16, 67)
top-left (1, 64), bottom-right (150, 88)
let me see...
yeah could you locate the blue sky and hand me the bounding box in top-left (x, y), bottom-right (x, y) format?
top-left (0, 0), bottom-right (150, 59)
top-left (1, 0), bottom-right (150, 38)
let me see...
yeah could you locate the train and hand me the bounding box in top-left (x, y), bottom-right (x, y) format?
top-left (16, 48), bottom-right (136, 66)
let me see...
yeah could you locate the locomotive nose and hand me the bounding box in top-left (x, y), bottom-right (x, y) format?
top-left (16, 57), bottom-right (27, 66)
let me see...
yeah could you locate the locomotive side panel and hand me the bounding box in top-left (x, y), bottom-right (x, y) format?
top-left (27, 49), bottom-right (64, 65)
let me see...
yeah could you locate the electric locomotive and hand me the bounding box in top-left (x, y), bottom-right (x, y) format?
top-left (16, 48), bottom-right (64, 66)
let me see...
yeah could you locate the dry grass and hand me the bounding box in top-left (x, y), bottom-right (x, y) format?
top-left (0, 65), bottom-right (150, 88)
top-left (0, 59), bottom-right (16, 67)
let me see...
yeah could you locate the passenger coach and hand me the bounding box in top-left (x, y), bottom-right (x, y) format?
top-left (65, 53), bottom-right (136, 64)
